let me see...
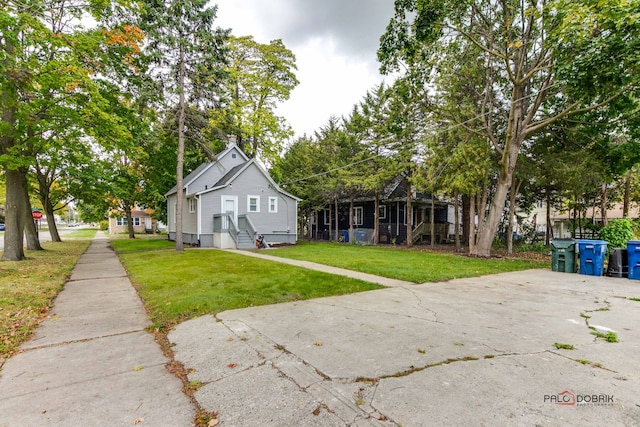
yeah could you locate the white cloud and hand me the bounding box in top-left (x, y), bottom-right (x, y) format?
top-left (213, 0), bottom-right (394, 138)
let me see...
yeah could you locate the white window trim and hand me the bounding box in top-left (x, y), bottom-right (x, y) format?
top-left (189, 198), bottom-right (197, 213)
top-left (324, 208), bottom-right (330, 225)
top-left (117, 217), bottom-right (141, 226)
top-left (247, 195), bottom-right (260, 213)
top-left (268, 196), bottom-right (278, 213)
top-left (353, 207), bottom-right (363, 226)
top-left (379, 205), bottom-right (387, 220)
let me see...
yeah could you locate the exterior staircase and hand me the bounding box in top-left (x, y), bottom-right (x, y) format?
top-left (236, 230), bottom-right (256, 249)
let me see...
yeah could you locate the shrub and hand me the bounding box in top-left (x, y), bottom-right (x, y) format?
top-left (99, 220), bottom-right (109, 231)
top-left (598, 218), bottom-right (636, 249)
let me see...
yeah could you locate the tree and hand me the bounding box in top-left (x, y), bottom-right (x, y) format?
top-left (212, 35), bottom-right (299, 165)
top-left (1, 0), bottom-right (142, 259)
top-left (379, 0), bottom-right (640, 256)
top-left (142, 0), bottom-right (228, 251)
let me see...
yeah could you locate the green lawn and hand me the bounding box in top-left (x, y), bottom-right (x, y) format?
top-left (266, 241), bottom-right (548, 283)
top-left (0, 241), bottom-right (90, 361)
top-left (114, 239), bottom-right (382, 326)
top-left (64, 228), bottom-right (98, 239)
top-left (110, 237), bottom-right (175, 252)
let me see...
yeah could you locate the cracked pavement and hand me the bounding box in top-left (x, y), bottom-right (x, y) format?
top-left (169, 269), bottom-right (640, 426)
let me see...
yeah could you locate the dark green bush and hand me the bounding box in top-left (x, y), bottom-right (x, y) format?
top-left (598, 218), bottom-right (636, 249)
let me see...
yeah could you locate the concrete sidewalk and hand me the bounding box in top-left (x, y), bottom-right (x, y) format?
top-left (223, 249), bottom-right (414, 287)
top-left (0, 234), bottom-right (193, 426)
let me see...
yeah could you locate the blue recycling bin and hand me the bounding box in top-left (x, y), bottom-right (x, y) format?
top-left (578, 240), bottom-right (608, 276)
top-left (626, 240), bottom-right (640, 280)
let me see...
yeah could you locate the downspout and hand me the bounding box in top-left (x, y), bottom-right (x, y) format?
top-left (196, 194), bottom-right (201, 246)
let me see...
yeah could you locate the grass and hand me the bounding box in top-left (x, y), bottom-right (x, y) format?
top-left (266, 241), bottom-right (547, 283)
top-left (591, 330), bottom-right (619, 343)
top-left (64, 228), bottom-right (98, 239)
top-left (110, 237), bottom-right (176, 253)
top-left (554, 343), bottom-right (575, 350)
top-left (114, 239), bottom-right (382, 326)
top-left (0, 241), bottom-right (90, 361)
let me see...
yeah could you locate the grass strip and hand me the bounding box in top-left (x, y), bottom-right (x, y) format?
top-left (0, 241), bottom-right (90, 361)
top-left (64, 228), bottom-right (98, 239)
top-left (267, 241), bottom-right (547, 283)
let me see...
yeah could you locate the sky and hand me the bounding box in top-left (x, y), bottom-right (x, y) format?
top-left (213, 0), bottom-right (397, 138)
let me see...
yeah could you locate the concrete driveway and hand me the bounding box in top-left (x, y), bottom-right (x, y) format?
top-left (169, 269), bottom-right (640, 426)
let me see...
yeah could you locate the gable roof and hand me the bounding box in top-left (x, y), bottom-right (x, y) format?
top-left (195, 158), bottom-right (301, 201)
top-left (213, 162), bottom-right (248, 187)
top-left (164, 144), bottom-right (250, 196)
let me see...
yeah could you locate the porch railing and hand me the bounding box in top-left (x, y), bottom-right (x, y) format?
top-left (213, 213), bottom-right (239, 246)
top-left (238, 214), bottom-right (258, 239)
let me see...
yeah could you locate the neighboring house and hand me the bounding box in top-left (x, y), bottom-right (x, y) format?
top-left (165, 144), bottom-right (300, 249)
top-left (109, 209), bottom-right (156, 234)
top-left (312, 175), bottom-right (458, 245)
top-left (519, 201), bottom-right (640, 239)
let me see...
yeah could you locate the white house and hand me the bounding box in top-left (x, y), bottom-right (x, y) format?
top-left (165, 144), bottom-right (300, 249)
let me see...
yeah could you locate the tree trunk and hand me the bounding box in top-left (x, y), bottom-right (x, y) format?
top-left (328, 203), bottom-right (332, 241)
top-left (175, 47), bottom-right (186, 251)
top-left (506, 177), bottom-right (521, 256)
top-left (462, 195), bottom-right (470, 246)
top-left (39, 185), bottom-right (61, 242)
top-left (545, 189), bottom-right (553, 244)
top-left (623, 172), bottom-right (631, 217)
top-left (430, 194), bottom-right (435, 247)
top-left (454, 190), bottom-right (460, 252)
top-left (17, 167), bottom-right (42, 252)
top-left (349, 197), bottom-right (354, 244)
top-left (471, 80), bottom-right (526, 257)
top-left (334, 198), bottom-right (338, 241)
top-left (406, 180), bottom-right (413, 247)
top-left (476, 184), bottom-right (488, 240)
top-left (2, 168), bottom-right (27, 260)
top-left (600, 183), bottom-right (608, 226)
top-left (124, 203), bottom-right (135, 239)
top-left (374, 193), bottom-right (379, 245)
top-left (469, 194), bottom-right (476, 253)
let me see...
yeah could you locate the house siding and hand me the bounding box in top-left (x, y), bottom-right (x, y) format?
top-left (186, 148), bottom-right (247, 195)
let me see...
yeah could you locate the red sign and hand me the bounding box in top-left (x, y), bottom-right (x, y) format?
top-left (32, 210), bottom-right (43, 220)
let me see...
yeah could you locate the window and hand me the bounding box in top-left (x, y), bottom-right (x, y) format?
top-left (324, 208), bottom-right (330, 225)
top-left (189, 198), bottom-right (197, 213)
top-left (117, 217), bottom-right (140, 226)
top-left (353, 207), bottom-right (363, 226)
top-left (378, 205), bottom-right (387, 220)
top-left (248, 195), bottom-right (260, 212)
top-left (173, 203), bottom-right (177, 223)
top-left (231, 153), bottom-right (237, 158)
top-left (268, 197), bottom-right (278, 213)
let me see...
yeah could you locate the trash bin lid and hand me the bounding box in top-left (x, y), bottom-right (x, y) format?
top-left (551, 239), bottom-right (575, 249)
top-left (577, 240), bottom-right (608, 245)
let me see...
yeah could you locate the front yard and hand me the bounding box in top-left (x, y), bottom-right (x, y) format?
top-left (113, 242), bottom-right (382, 327)
top-left (114, 239), bottom-right (548, 327)
top-left (266, 241), bottom-right (548, 283)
